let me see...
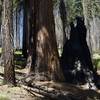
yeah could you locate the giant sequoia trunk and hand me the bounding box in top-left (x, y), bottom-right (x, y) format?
top-left (2, 0), bottom-right (15, 85)
top-left (34, 0), bottom-right (64, 81)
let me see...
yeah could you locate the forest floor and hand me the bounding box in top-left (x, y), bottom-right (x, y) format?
top-left (0, 53), bottom-right (100, 100)
top-left (0, 67), bottom-right (99, 100)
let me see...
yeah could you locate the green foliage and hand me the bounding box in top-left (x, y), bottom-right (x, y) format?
top-left (53, 0), bottom-right (84, 23)
top-left (83, 0), bottom-right (100, 19)
top-left (66, 0), bottom-right (100, 22)
top-left (53, 0), bottom-right (58, 4)
top-left (92, 0), bottom-right (100, 17)
top-left (13, 0), bottom-right (19, 10)
top-left (66, 0), bottom-right (83, 22)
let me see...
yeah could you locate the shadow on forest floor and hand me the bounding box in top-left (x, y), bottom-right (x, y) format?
top-left (0, 65), bottom-right (100, 100)
top-left (0, 50), bottom-right (100, 99)
top-left (21, 81), bottom-right (100, 100)
top-left (11, 51), bottom-right (100, 99)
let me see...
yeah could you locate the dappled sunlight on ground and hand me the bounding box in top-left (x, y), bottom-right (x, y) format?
top-left (0, 66), bottom-right (100, 99)
top-left (0, 85), bottom-right (33, 100)
top-left (0, 51), bottom-right (100, 99)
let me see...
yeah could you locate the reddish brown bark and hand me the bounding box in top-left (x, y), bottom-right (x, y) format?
top-left (35, 0), bottom-right (65, 81)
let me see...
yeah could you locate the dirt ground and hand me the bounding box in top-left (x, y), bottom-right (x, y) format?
top-left (0, 81), bottom-right (100, 100)
top-left (0, 67), bottom-right (100, 100)
top-left (0, 85), bottom-right (33, 100)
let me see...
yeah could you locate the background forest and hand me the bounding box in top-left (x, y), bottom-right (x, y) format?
top-left (0, 0), bottom-right (100, 100)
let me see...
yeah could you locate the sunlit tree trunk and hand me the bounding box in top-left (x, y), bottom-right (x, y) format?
top-left (53, 0), bottom-right (67, 56)
top-left (2, 0), bottom-right (15, 85)
top-left (34, 0), bottom-right (65, 81)
top-left (82, 0), bottom-right (95, 53)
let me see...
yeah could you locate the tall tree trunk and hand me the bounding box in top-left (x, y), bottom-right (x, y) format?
top-left (82, 0), bottom-right (100, 53)
top-left (0, 0), bottom-right (2, 47)
top-left (2, 0), bottom-right (15, 85)
top-left (25, 0), bottom-right (36, 73)
top-left (34, 0), bottom-right (65, 81)
top-left (53, 0), bottom-right (67, 56)
top-left (22, 0), bottom-right (29, 58)
top-left (16, 8), bottom-right (20, 49)
top-left (82, 0), bottom-right (92, 53)
top-left (15, 7), bottom-right (19, 49)
top-left (59, 0), bottom-right (67, 42)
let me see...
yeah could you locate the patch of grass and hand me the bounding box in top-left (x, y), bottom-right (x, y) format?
top-left (15, 50), bottom-right (22, 55)
top-left (97, 61), bottom-right (100, 68)
top-left (0, 48), bottom-right (2, 54)
top-left (0, 95), bottom-right (9, 100)
top-left (93, 53), bottom-right (100, 69)
top-left (0, 48), bottom-right (22, 55)
top-left (15, 60), bottom-right (24, 65)
top-left (93, 59), bottom-right (100, 69)
top-left (14, 60), bottom-right (25, 68)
